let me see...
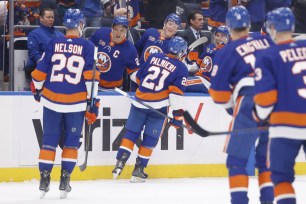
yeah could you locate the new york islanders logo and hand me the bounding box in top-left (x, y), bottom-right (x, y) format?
top-left (144, 46), bottom-right (163, 61)
top-left (97, 52), bottom-right (111, 73)
top-left (200, 56), bottom-right (213, 72)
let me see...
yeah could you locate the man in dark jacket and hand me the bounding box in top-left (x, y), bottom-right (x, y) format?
top-left (177, 10), bottom-right (208, 56)
top-left (25, 8), bottom-right (63, 78)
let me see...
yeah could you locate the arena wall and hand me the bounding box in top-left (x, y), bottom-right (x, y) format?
top-left (0, 92), bottom-right (305, 182)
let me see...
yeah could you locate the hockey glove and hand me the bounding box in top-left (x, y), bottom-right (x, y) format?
top-left (30, 81), bottom-right (41, 102)
top-left (85, 98), bottom-right (100, 125)
top-left (169, 109), bottom-right (184, 129)
top-left (186, 51), bottom-right (199, 63)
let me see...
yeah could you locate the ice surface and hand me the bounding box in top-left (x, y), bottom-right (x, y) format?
top-left (1, 177), bottom-right (306, 204)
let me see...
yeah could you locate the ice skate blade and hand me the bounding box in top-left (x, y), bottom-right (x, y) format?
top-left (130, 176), bottom-right (146, 183)
top-left (60, 190), bottom-right (69, 199)
top-left (40, 190), bottom-right (47, 199)
top-left (112, 168), bottom-right (121, 179)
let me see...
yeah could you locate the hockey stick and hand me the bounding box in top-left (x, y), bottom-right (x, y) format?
top-left (188, 36), bottom-right (208, 51)
top-left (79, 47), bottom-right (98, 172)
top-left (185, 37), bottom-right (208, 71)
top-left (294, 34), bottom-right (306, 41)
top-left (183, 111), bottom-right (268, 137)
top-left (113, 87), bottom-right (198, 133)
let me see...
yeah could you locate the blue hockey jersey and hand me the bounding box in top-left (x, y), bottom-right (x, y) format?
top-left (195, 43), bottom-right (222, 80)
top-left (89, 27), bottom-right (139, 89)
top-left (208, 0), bottom-right (228, 27)
top-left (209, 33), bottom-right (273, 109)
top-left (135, 52), bottom-right (188, 110)
top-left (135, 28), bottom-right (173, 65)
top-left (254, 39), bottom-right (306, 139)
top-left (32, 35), bottom-right (99, 113)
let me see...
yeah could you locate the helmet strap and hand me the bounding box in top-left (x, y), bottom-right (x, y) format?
top-left (78, 22), bottom-right (84, 37)
top-left (267, 26), bottom-right (276, 43)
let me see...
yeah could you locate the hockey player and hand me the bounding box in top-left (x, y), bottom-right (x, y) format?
top-left (186, 25), bottom-right (230, 93)
top-left (112, 36), bottom-right (188, 183)
top-left (208, 6), bottom-right (274, 204)
top-left (135, 13), bottom-right (181, 66)
top-left (129, 13), bottom-right (181, 91)
top-left (89, 16), bottom-right (139, 90)
top-left (30, 9), bottom-right (100, 199)
top-left (254, 7), bottom-right (306, 204)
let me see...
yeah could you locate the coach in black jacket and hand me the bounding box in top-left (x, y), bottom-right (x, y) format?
top-left (177, 10), bottom-right (208, 56)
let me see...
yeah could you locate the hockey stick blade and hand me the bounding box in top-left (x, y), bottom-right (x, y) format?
top-left (188, 37), bottom-right (208, 50)
top-left (183, 111), bottom-right (269, 137)
top-left (183, 111), bottom-right (210, 137)
top-left (78, 160), bottom-right (87, 172)
top-left (294, 34), bottom-right (306, 41)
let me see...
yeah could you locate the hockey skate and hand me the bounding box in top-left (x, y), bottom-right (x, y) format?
top-left (112, 152), bottom-right (128, 179)
top-left (39, 170), bottom-right (51, 199)
top-left (130, 159), bottom-right (148, 183)
top-left (59, 169), bottom-right (71, 199)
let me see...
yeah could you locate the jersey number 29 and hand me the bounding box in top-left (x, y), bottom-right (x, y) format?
top-left (50, 54), bottom-right (85, 84)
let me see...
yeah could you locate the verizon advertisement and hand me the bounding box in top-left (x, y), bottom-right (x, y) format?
top-left (0, 93), bottom-right (239, 168)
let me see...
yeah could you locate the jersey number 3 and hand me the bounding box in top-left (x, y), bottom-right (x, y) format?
top-left (292, 61), bottom-right (306, 99)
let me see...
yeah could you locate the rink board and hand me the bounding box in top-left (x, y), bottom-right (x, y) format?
top-left (0, 92), bottom-right (305, 182)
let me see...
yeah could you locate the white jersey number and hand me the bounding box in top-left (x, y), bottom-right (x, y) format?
top-left (244, 54), bottom-right (256, 70)
top-left (292, 61), bottom-right (306, 99)
top-left (142, 66), bottom-right (170, 91)
top-left (50, 54), bottom-right (85, 84)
